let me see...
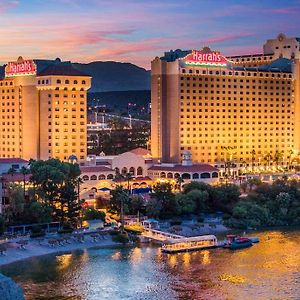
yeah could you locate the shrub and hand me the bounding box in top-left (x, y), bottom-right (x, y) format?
top-left (83, 208), bottom-right (105, 221)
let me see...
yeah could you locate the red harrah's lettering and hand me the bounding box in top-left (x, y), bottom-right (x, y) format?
top-left (183, 49), bottom-right (228, 65)
top-left (192, 51), bottom-right (221, 62)
top-left (5, 60), bottom-right (37, 77)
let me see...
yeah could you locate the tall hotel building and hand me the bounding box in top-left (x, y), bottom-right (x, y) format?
top-left (151, 33), bottom-right (300, 169)
top-left (0, 57), bottom-right (91, 162)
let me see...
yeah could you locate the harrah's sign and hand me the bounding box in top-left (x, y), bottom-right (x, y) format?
top-left (183, 49), bottom-right (228, 67)
top-left (5, 59), bottom-right (37, 77)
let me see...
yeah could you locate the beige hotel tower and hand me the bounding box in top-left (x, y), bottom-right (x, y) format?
top-left (0, 57), bottom-right (91, 162)
top-left (151, 33), bottom-right (300, 169)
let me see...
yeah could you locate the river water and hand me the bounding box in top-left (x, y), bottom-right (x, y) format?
top-left (0, 229), bottom-right (299, 300)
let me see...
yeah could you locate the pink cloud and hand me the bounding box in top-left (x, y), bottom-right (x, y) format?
top-left (0, 0), bottom-right (19, 13)
top-left (270, 7), bottom-right (300, 14)
top-left (199, 33), bottom-right (255, 45)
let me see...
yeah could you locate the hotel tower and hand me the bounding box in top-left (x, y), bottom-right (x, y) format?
top-left (151, 33), bottom-right (300, 171)
top-left (0, 57), bottom-right (91, 162)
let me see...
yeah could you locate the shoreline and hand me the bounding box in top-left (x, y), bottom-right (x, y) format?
top-left (0, 235), bottom-right (121, 268)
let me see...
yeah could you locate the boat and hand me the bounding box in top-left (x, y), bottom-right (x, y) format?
top-left (161, 235), bottom-right (218, 253)
top-left (249, 237), bottom-right (260, 243)
top-left (223, 235), bottom-right (253, 250)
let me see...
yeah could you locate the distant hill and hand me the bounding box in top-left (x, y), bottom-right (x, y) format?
top-left (88, 90), bottom-right (150, 112)
top-left (74, 61), bottom-right (150, 92)
top-left (0, 59), bottom-right (150, 92)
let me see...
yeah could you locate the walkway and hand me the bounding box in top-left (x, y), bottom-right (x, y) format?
top-left (141, 228), bottom-right (183, 241)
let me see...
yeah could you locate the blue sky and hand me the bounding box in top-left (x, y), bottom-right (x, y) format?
top-left (0, 0), bottom-right (299, 68)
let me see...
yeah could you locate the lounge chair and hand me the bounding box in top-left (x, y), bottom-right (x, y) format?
top-left (48, 239), bottom-right (57, 247)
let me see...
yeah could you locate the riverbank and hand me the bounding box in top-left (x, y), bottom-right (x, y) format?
top-left (0, 234), bottom-right (119, 267)
top-left (166, 223), bottom-right (229, 237)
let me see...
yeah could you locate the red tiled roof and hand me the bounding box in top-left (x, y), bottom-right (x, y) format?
top-left (129, 148), bottom-right (151, 156)
top-left (133, 176), bottom-right (152, 181)
top-left (148, 164), bottom-right (219, 173)
top-left (0, 158), bottom-right (28, 164)
top-left (1, 173), bottom-right (31, 182)
top-left (80, 166), bottom-right (113, 173)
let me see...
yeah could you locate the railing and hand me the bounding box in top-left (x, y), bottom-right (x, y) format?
top-left (142, 228), bottom-right (183, 241)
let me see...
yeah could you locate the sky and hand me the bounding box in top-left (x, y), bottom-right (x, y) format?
top-left (0, 0), bottom-right (300, 69)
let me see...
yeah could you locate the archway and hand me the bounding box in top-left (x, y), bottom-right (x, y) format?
top-left (200, 172), bottom-right (211, 179)
top-left (182, 173), bottom-right (191, 180)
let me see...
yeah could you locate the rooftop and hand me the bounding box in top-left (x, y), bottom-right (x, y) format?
top-left (148, 164), bottom-right (219, 173)
top-left (129, 148), bottom-right (151, 156)
top-left (1, 173), bottom-right (31, 182)
top-left (80, 166), bottom-right (113, 173)
top-left (0, 158), bottom-right (28, 164)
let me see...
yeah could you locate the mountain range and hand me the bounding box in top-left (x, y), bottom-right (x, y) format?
top-left (0, 59), bottom-right (150, 92)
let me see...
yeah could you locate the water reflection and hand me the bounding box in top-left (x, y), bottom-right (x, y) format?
top-left (0, 230), bottom-right (299, 300)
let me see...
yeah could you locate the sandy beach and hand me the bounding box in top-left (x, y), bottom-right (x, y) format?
top-left (0, 234), bottom-right (120, 267)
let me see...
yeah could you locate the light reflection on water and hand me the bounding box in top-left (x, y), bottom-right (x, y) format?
top-left (0, 229), bottom-right (299, 300)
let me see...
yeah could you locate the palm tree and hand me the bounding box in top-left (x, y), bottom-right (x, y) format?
top-left (123, 172), bottom-right (133, 193)
top-left (175, 176), bottom-right (184, 192)
top-left (221, 146), bottom-right (235, 178)
top-left (7, 167), bottom-right (16, 178)
top-left (20, 166), bottom-right (29, 201)
top-left (287, 149), bottom-right (294, 171)
top-left (251, 149), bottom-right (256, 173)
top-left (0, 176), bottom-right (6, 217)
top-left (264, 152), bottom-right (272, 169)
top-left (113, 171), bottom-right (133, 194)
top-left (274, 150), bottom-right (284, 169)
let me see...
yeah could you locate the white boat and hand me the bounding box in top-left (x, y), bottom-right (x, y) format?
top-left (161, 235), bottom-right (218, 253)
top-left (249, 237), bottom-right (260, 243)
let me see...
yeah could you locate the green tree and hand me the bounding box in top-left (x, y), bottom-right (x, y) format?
top-left (6, 183), bottom-right (25, 223)
top-left (251, 149), bottom-right (256, 172)
top-left (151, 182), bottom-right (178, 219)
top-left (27, 201), bottom-right (52, 223)
top-left (83, 208), bottom-right (106, 221)
top-left (226, 200), bottom-right (270, 229)
top-left (7, 167), bottom-right (16, 177)
top-left (129, 195), bottom-right (145, 215)
top-left (175, 176), bottom-right (184, 192)
top-left (213, 184), bottom-right (240, 213)
top-left (186, 189), bottom-right (209, 214)
top-left (20, 166), bottom-right (29, 201)
top-left (109, 185), bottom-right (130, 233)
top-left (264, 152), bottom-right (272, 169)
top-left (274, 150), bottom-right (284, 168)
top-left (183, 181), bottom-right (212, 194)
top-left (146, 197), bottom-right (162, 219)
top-left (247, 177), bottom-right (262, 191)
top-left (175, 193), bottom-right (196, 215)
top-left (29, 159), bottom-right (81, 227)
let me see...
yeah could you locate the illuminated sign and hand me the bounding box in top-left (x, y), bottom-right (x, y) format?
top-left (5, 57), bottom-right (37, 77)
top-left (182, 49), bottom-right (228, 68)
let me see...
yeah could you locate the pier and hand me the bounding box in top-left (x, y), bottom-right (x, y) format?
top-left (141, 228), bottom-right (184, 242)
